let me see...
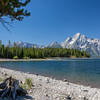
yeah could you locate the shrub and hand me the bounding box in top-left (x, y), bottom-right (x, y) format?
top-left (25, 78), bottom-right (32, 89)
top-left (23, 56), bottom-right (29, 59)
top-left (0, 78), bottom-right (3, 82)
top-left (20, 84), bottom-right (27, 90)
top-left (13, 56), bottom-right (18, 59)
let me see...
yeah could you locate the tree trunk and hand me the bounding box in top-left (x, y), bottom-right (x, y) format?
top-left (0, 77), bottom-right (27, 99)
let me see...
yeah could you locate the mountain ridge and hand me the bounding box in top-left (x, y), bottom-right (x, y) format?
top-left (61, 33), bottom-right (100, 56)
top-left (14, 33), bottom-right (100, 56)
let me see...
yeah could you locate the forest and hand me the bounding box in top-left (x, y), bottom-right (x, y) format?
top-left (0, 41), bottom-right (90, 59)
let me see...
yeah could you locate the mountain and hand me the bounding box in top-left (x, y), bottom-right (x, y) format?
top-left (61, 33), bottom-right (100, 56)
top-left (16, 41), bottom-right (35, 48)
top-left (14, 33), bottom-right (100, 56)
top-left (48, 41), bottom-right (62, 48)
top-left (16, 41), bottom-right (45, 48)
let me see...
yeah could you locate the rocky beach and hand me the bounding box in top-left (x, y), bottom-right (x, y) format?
top-left (0, 67), bottom-right (99, 100)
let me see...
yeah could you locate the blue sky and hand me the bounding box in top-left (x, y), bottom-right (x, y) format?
top-left (0, 0), bottom-right (100, 45)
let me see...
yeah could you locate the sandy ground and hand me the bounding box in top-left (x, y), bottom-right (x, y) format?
top-left (0, 67), bottom-right (100, 100)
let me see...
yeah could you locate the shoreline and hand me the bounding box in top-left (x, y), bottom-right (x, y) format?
top-left (0, 57), bottom-right (99, 62)
top-left (0, 67), bottom-right (100, 100)
top-left (0, 66), bottom-right (99, 89)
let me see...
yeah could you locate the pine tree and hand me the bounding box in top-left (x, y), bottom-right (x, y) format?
top-left (0, 0), bottom-right (30, 29)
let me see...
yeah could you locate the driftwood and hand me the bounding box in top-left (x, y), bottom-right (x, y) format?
top-left (0, 77), bottom-right (27, 99)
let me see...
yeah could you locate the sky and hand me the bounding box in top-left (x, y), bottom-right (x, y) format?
top-left (0, 0), bottom-right (100, 45)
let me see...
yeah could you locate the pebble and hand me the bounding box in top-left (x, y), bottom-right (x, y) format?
top-left (0, 67), bottom-right (100, 100)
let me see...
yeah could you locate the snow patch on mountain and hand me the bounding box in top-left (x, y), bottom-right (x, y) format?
top-left (16, 41), bottom-right (45, 48)
top-left (48, 41), bottom-right (62, 48)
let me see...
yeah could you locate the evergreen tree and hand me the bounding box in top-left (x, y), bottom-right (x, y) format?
top-left (0, 42), bottom-right (90, 59)
top-left (0, 0), bottom-right (30, 29)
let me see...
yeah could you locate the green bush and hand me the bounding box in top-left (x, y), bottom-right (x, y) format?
top-left (23, 56), bottom-right (29, 59)
top-left (0, 78), bottom-right (3, 82)
top-left (25, 78), bottom-right (32, 89)
top-left (13, 56), bottom-right (18, 59)
top-left (20, 83), bottom-right (27, 90)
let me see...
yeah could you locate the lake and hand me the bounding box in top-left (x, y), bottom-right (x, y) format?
top-left (0, 58), bottom-right (100, 88)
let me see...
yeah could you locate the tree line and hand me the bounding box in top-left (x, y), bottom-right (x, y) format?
top-left (0, 41), bottom-right (90, 59)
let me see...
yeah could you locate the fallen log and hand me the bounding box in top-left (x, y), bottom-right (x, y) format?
top-left (0, 77), bottom-right (28, 99)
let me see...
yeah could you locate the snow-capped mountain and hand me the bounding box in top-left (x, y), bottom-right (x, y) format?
top-left (16, 41), bottom-right (45, 48)
top-left (48, 41), bottom-right (62, 48)
top-left (13, 33), bottom-right (100, 56)
top-left (16, 41), bottom-right (34, 48)
top-left (61, 33), bottom-right (100, 56)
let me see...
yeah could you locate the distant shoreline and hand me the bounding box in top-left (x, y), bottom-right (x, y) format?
top-left (0, 57), bottom-right (97, 62)
top-left (0, 58), bottom-right (49, 62)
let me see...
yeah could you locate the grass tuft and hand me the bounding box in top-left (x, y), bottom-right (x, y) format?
top-left (0, 78), bottom-right (3, 82)
top-left (25, 78), bottom-right (32, 89)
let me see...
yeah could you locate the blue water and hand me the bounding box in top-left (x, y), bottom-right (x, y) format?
top-left (0, 58), bottom-right (100, 88)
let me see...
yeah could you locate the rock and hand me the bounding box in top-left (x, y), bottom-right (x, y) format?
top-left (4, 73), bottom-right (7, 76)
top-left (83, 97), bottom-right (88, 100)
top-left (83, 90), bottom-right (88, 92)
top-left (63, 79), bottom-right (67, 82)
top-left (46, 78), bottom-right (50, 83)
top-left (67, 96), bottom-right (71, 100)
